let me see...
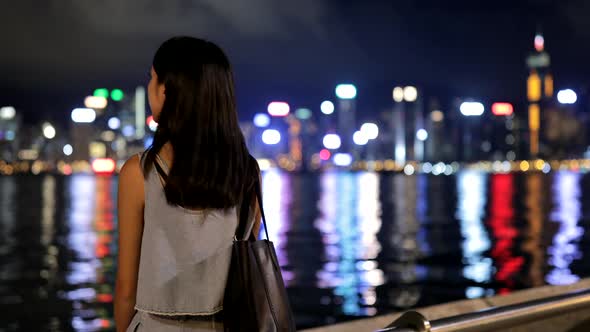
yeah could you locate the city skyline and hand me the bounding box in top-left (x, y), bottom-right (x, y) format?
top-left (0, 28), bottom-right (587, 170)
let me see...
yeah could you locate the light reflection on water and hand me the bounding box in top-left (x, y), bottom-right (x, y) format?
top-left (65, 175), bottom-right (97, 286)
top-left (1, 171), bottom-right (590, 331)
top-left (523, 173), bottom-right (546, 288)
top-left (315, 172), bottom-right (384, 317)
top-left (62, 175), bottom-right (118, 331)
top-left (487, 173), bottom-right (522, 295)
top-left (457, 171), bottom-right (492, 299)
top-left (385, 174), bottom-right (423, 308)
top-left (546, 171), bottom-right (584, 285)
top-left (457, 171), bottom-right (492, 287)
top-left (261, 169), bottom-right (292, 284)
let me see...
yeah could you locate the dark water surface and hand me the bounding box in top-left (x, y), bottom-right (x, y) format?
top-left (1, 170), bottom-right (589, 331)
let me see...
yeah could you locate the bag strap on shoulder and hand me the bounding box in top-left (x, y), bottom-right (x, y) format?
top-left (253, 174), bottom-right (269, 241)
top-left (236, 156), bottom-right (270, 241)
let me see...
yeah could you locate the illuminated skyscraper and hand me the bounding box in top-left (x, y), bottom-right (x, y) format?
top-left (392, 86), bottom-right (422, 163)
top-left (335, 84), bottom-right (357, 153)
top-left (287, 115), bottom-right (303, 170)
top-left (135, 86), bottom-right (146, 140)
top-left (526, 30), bottom-right (553, 158)
top-left (0, 106), bottom-right (20, 161)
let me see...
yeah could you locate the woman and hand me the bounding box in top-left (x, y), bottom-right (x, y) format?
top-left (114, 37), bottom-right (260, 332)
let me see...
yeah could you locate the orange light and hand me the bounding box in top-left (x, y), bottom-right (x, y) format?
top-left (92, 158), bottom-right (116, 174)
top-left (544, 74), bottom-right (554, 97)
top-left (84, 96), bottom-right (108, 109)
top-left (529, 104), bottom-right (540, 131)
top-left (492, 103), bottom-right (514, 116)
top-left (527, 71), bottom-right (541, 102)
top-left (529, 104), bottom-right (540, 156)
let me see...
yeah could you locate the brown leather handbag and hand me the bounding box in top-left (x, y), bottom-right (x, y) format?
top-left (223, 163), bottom-right (296, 331)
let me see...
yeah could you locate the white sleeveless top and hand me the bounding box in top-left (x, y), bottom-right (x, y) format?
top-left (134, 151), bottom-right (253, 316)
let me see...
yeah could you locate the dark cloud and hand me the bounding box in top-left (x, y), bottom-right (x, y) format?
top-left (2, 0), bottom-right (590, 122)
top-left (0, 0), bottom-right (331, 85)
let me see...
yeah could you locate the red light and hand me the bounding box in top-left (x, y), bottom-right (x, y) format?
top-left (492, 103), bottom-right (514, 116)
top-left (96, 244), bottom-right (110, 258)
top-left (63, 164), bottom-right (72, 175)
top-left (146, 115), bottom-right (158, 131)
top-left (92, 158), bottom-right (116, 174)
top-left (487, 174), bottom-right (523, 291)
top-left (97, 294), bottom-right (114, 303)
top-left (319, 149), bottom-right (331, 161)
top-left (99, 319), bottom-right (112, 328)
top-left (534, 34), bottom-right (544, 52)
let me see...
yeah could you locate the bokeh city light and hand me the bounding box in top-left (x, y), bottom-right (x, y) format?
top-left (262, 129), bottom-right (281, 145)
top-left (335, 84), bottom-right (357, 99)
top-left (557, 89), bottom-right (577, 104)
top-left (460, 102), bottom-right (485, 116)
top-left (267, 101), bottom-right (290, 117)
top-left (71, 108), bottom-right (96, 123)
top-left (320, 101), bottom-right (335, 115)
top-left (323, 134), bottom-right (342, 150)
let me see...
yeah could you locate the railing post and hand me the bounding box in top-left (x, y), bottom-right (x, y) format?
top-left (375, 311), bottom-right (431, 332)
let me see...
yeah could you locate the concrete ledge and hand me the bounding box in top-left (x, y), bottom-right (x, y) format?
top-left (302, 278), bottom-right (590, 332)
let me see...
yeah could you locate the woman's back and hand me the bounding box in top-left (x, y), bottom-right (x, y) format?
top-left (134, 152), bottom-right (249, 315)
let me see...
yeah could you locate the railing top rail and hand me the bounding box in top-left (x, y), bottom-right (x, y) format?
top-left (377, 288), bottom-right (590, 332)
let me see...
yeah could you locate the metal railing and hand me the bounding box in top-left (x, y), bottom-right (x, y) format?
top-left (377, 288), bottom-right (590, 332)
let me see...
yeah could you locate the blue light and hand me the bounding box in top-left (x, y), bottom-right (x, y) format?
top-left (295, 108), bottom-right (312, 120)
top-left (5, 131), bottom-right (14, 141)
top-left (122, 125), bottom-right (134, 137)
top-left (108, 117), bottom-right (121, 130)
top-left (416, 129), bottom-right (428, 141)
top-left (63, 144), bottom-right (73, 156)
top-left (253, 113), bottom-right (271, 128)
top-left (546, 171), bottom-right (583, 285)
top-left (144, 136), bottom-right (154, 149)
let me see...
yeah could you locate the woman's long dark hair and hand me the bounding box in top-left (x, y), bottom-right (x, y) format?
top-left (144, 36), bottom-right (256, 210)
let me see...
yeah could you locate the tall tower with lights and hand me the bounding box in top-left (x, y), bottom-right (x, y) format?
top-left (335, 84), bottom-right (357, 153)
top-left (526, 30), bottom-right (553, 158)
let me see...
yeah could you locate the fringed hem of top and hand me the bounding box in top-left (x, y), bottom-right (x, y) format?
top-left (134, 306), bottom-right (223, 316)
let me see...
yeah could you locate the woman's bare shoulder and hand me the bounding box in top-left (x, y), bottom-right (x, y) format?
top-left (118, 155), bottom-right (145, 199)
top-left (120, 154), bottom-right (142, 178)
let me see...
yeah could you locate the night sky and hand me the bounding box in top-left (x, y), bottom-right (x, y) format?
top-left (2, 0), bottom-right (590, 125)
